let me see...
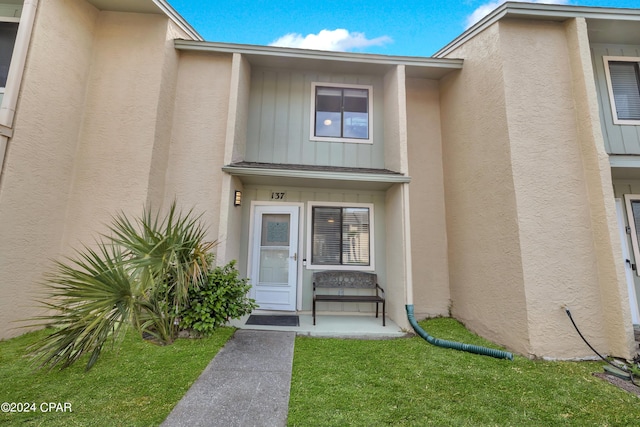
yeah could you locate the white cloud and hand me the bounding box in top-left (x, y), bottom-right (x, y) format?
top-left (465, 0), bottom-right (570, 29)
top-left (269, 29), bottom-right (392, 52)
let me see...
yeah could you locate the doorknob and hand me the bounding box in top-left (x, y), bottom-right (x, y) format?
top-left (290, 253), bottom-right (297, 261)
top-left (626, 259), bottom-right (637, 271)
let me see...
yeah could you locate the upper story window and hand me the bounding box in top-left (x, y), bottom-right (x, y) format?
top-left (0, 20), bottom-right (19, 94)
top-left (311, 82), bottom-right (373, 144)
top-left (307, 202), bottom-right (374, 271)
top-left (603, 56), bottom-right (640, 125)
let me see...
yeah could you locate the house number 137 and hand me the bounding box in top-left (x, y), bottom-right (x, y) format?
top-left (271, 192), bottom-right (286, 200)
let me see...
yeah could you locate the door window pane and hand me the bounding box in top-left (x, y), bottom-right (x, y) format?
top-left (259, 214), bottom-right (290, 284)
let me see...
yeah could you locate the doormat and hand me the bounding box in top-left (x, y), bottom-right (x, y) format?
top-left (245, 315), bottom-right (299, 327)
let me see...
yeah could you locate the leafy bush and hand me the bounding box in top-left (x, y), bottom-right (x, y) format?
top-left (179, 260), bottom-right (257, 336)
top-left (29, 202), bottom-right (253, 371)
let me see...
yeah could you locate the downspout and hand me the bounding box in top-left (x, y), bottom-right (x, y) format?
top-left (0, 0), bottom-right (38, 185)
top-left (406, 305), bottom-right (513, 360)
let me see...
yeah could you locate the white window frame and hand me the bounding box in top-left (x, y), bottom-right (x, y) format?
top-left (306, 201), bottom-right (375, 271)
top-left (624, 194), bottom-right (640, 276)
top-left (309, 82), bottom-right (373, 144)
top-left (603, 56), bottom-right (640, 126)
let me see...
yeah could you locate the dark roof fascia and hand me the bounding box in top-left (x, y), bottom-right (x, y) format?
top-left (222, 162), bottom-right (411, 184)
top-left (433, 2), bottom-right (640, 58)
top-left (153, 0), bottom-right (203, 41)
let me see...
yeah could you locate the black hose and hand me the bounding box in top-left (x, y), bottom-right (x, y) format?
top-left (564, 307), bottom-right (637, 386)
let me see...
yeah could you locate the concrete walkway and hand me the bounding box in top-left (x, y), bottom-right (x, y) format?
top-left (161, 330), bottom-right (295, 427)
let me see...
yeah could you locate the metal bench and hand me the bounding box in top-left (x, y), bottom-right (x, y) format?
top-left (312, 271), bottom-right (386, 326)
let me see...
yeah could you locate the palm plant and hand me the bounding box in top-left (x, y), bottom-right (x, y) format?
top-left (107, 203), bottom-right (215, 344)
top-left (31, 243), bottom-right (136, 371)
top-left (30, 202), bottom-right (217, 371)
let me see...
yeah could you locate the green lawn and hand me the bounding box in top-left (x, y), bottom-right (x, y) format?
top-left (3, 319), bottom-right (640, 426)
top-left (288, 318), bottom-right (640, 426)
top-left (0, 327), bottom-right (234, 426)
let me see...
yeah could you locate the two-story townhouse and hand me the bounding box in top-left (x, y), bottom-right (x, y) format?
top-left (171, 40), bottom-right (462, 335)
top-left (1, 0), bottom-right (639, 361)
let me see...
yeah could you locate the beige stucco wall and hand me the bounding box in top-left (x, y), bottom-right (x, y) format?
top-left (440, 23), bottom-right (531, 355)
top-left (62, 11), bottom-right (185, 247)
top-left (383, 65), bottom-right (408, 174)
top-left (564, 18), bottom-right (635, 358)
top-left (406, 77), bottom-right (450, 319)
top-left (441, 18), bottom-right (634, 358)
top-left (0, 0), bottom-right (98, 339)
top-left (164, 51), bottom-right (233, 251)
top-left (0, 1), bottom-right (198, 339)
top-left (384, 183), bottom-right (411, 330)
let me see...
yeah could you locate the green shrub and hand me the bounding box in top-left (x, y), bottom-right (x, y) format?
top-left (179, 260), bottom-right (257, 336)
top-left (29, 202), bottom-right (233, 371)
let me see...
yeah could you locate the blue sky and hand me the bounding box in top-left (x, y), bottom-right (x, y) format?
top-left (168, 0), bottom-right (640, 56)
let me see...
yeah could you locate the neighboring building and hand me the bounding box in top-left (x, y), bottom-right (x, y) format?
top-left (0, 0), bottom-right (638, 360)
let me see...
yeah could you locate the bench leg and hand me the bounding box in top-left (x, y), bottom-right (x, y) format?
top-left (382, 301), bottom-right (386, 327)
top-left (375, 303), bottom-right (379, 319)
top-left (313, 299), bottom-right (316, 325)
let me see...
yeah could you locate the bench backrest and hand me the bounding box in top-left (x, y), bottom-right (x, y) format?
top-left (313, 271), bottom-right (377, 289)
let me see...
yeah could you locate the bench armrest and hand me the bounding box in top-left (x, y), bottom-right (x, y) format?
top-left (376, 283), bottom-right (385, 298)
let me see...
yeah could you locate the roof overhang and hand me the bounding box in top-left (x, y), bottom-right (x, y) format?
top-left (434, 2), bottom-right (640, 58)
top-left (87, 0), bottom-right (202, 40)
top-left (175, 40), bottom-right (463, 79)
top-left (223, 163), bottom-right (411, 191)
top-left (610, 156), bottom-right (640, 180)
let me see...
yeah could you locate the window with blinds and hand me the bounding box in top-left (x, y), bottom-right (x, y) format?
top-left (604, 57), bottom-right (640, 124)
top-left (311, 206), bottom-right (370, 266)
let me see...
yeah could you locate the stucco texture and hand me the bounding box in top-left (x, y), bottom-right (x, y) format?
top-left (440, 18), bottom-right (634, 359)
top-left (0, 0), bottom-right (99, 339)
top-left (440, 23), bottom-right (531, 355)
top-left (164, 51), bottom-right (232, 248)
top-left (0, 1), bottom-right (197, 339)
top-left (406, 77), bottom-right (450, 319)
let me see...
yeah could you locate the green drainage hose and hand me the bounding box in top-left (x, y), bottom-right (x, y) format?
top-left (406, 305), bottom-right (514, 360)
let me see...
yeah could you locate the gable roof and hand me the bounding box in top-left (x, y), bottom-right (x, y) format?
top-left (434, 1), bottom-right (640, 58)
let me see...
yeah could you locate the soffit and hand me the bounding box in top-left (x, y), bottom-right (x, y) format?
top-left (223, 162), bottom-right (411, 191)
top-left (175, 40), bottom-right (463, 79)
top-left (587, 19), bottom-right (640, 45)
top-left (86, 0), bottom-right (202, 40)
top-left (87, 0), bottom-right (160, 14)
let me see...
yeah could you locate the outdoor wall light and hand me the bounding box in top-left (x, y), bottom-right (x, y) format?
top-left (234, 190), bottom-right (242, 207)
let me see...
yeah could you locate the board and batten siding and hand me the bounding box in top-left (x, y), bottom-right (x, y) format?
top-left (245, 67), bottom-right (385, 169)
top-left (237, 185), bottom-right (387, 312)
top-left (591, 44), bottom-right (640, 154)
top-left (0, 2), bottom-right (21, 18)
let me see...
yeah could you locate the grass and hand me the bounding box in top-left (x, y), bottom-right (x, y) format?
top-left (288, 318), bottom-right (640, 426)
top-left (0, 327), bottom-right (234, 426)
top-left (3, 319), bottom-right (639, 426)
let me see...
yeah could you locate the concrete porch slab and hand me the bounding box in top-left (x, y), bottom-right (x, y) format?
top-left (228, 313), bottom-right (408, 339)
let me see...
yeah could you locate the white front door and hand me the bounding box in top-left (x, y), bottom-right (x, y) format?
top-left (250, 205), bottom-right (299, 311)
top-left (617, 198), bottom-right (640, 324)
